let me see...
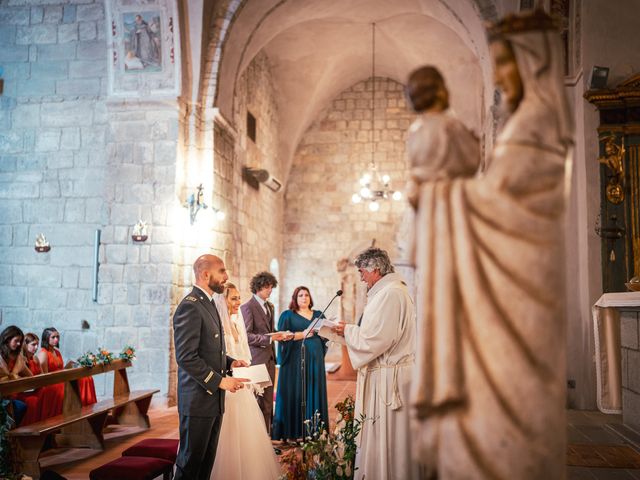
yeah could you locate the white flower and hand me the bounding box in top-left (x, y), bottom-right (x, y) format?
top-left (336, 465), bottom-right (344, 476)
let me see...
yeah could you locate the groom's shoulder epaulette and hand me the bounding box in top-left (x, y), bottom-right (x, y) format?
top-left (185, 295), bottom-right (197, 302)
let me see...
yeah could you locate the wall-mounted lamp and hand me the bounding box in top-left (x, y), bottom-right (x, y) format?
top-left (242, 167), bottom-right (282, 192)
top-left (131, 220), bottom-right (148, 242)
top-left (34, 233), bottom-right (50, 253)
top-left (184, 184), bottom-right (208, 225)
top-left (183, 184), bottom-right (226, 224)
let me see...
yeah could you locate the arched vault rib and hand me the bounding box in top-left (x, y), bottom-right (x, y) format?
top-left (203, 0), bottom-right (496, 182)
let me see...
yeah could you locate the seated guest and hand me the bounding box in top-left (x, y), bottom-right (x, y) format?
top-left (23, 333), bottom-right (42, 375)
top-left (272, 286), bottom-right (329, 442)
top-left (18, 332), bottom-right (44, 425)
top-left (0, 326), bottom-right (33, 425)
top-left (36, 328), bottom-right (97, 418)
top-left (0, 326), bottom-right (32, 381)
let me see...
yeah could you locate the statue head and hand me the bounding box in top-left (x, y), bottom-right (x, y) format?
top-left (486, 10), bottom-right (573, 147)
top-left (489, 40), bottom-right (523, 113)
top-left (406, 66), bottom-right (449, 113)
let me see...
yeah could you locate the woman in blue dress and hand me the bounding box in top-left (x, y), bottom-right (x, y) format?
top-left (272, 286), bottom-right (329, 442)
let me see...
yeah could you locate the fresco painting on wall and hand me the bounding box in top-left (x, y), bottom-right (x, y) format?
top-left (123, 12), bottom-right (162, 72)
top-left (105, 0), bottom-right (181, 97)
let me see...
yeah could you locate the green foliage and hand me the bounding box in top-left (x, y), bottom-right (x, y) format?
top-left (0, 398), bottom-right (20, 479)
top-left (280, 395), bottom-right (364, 480)
top-left (118, 345), bottom-right (136, 362)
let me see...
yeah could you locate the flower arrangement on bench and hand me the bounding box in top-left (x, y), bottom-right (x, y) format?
top-left (280, 395), bottom-right (364, 480)
top-left (77, 346), bottom-right (135, 368)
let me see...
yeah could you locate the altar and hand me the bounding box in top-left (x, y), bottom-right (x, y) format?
top-left (593, 291), bottom-right (640, 431)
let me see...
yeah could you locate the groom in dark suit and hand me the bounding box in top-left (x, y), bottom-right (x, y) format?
top-left (241, 271), bottom-right (292, 433)
top-left (173, 254), bottom-right (248, 480)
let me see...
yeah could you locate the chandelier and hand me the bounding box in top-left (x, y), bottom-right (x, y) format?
top-left (351, 22), bottom-right (402, 212)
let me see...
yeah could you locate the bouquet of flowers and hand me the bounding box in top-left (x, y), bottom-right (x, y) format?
top-left (280, 395), bottom-right (364, 480)
top-left (77, 351), bottom-right (98, 368)
top-left (95, 348), bottom-right (114, 365)
top-left (119, 345), bottom-right (136, 362)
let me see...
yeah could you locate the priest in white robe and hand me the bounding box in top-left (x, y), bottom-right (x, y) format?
top-left (333, 247), bottom-right (418, 480)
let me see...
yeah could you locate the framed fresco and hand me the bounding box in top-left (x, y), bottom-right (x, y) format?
top-left (105, 0), bottom-right (181, 98)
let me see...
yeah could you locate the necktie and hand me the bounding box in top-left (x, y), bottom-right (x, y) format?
top-left (265, 301), bottom-right (274, 330)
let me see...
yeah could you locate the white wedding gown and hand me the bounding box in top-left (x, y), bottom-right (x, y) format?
top-left (211, 296), bottom-right (281, 480)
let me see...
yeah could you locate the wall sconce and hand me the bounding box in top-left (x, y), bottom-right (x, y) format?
top-left (34, 233), bottom-right (51, 253)
top-left (131, 220), bottom-right (148, 242)
top-left (183, 184), bottom-right (225, 224)
top-left (184, 184), bottom-right (208, 225)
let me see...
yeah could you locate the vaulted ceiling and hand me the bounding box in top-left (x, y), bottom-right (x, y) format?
top-left (212, 0), bottom-right (500, 180)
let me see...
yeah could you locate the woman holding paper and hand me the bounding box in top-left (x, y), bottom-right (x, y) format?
top-left (272, 286), bottom-right (329, 442)
top-left (211, 283), bottom-right (280, 480)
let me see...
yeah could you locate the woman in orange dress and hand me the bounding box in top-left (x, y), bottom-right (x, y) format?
top-left (16, 332), bottom-right (45, 425)
top-left (36, 328), bottom-right (97, 418)
top-left (0, 326), bottom-right (34, 425)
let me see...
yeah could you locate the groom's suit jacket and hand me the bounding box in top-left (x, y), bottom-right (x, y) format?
top-left (173, 287), bottom-right (233, 417)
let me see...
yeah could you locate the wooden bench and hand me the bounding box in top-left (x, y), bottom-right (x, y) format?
top-left (0, 359), bottom-right (159, 479)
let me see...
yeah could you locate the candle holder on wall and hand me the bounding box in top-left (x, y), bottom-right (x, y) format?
top-left (131, 220), bottom-right (148, 242)
top-left (34, 233), bottom-right (51, 253)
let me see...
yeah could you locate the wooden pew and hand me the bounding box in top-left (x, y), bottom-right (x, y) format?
top-left (0, 359), bottom-right (159, 479)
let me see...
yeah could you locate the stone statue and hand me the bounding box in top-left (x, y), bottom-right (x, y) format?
top-left (409, 10), bottom-right (573, 479)
top-left (406, 65), bottom-right (480, 204)
top-left (401, 66), bottom-right (481, 265)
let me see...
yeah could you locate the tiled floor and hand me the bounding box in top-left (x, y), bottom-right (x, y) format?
top-left (31, 390), bottom-right (640, 479)
top-left (568, 410), bottom-right (640, 479)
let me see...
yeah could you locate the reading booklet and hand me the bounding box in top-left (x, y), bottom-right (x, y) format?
top-left (232, 364), bottom-right (272, 387)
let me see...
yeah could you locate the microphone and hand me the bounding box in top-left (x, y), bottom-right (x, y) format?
top-left (299, 289), bottom-right (342, 435)
top-left (303, 290), bottom-right (342, 341)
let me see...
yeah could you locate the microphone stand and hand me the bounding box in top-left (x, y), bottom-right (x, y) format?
top-left (300, 290), bottom-right (342, 442)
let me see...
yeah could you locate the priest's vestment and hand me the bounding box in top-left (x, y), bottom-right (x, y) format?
top-left (344, 272), bottom-right (417, 480)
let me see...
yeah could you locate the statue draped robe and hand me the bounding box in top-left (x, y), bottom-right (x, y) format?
top-left (411, 29), bottom-right (574, 480)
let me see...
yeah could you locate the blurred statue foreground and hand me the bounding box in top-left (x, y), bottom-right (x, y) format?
top-left (410, 10), bottom-right (574, 479)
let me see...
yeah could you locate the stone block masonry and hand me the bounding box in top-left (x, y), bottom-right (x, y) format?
top-left (621, 310), bottom-right (640, 432)
top-left (284, 77), bottom-right (414, 310)
top-left (0, 0), bottom-right (174, 401)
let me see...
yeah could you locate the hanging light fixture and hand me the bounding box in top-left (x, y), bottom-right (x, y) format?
top-left (352, 22), bottom-right (402, 210)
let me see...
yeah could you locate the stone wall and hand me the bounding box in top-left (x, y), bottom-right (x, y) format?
top-left (231, 51), bottom-right (284, 305)
top-left (283, 77), bottom-right (414, 313)
top-left (621, 310), bottom-right (640, 431)
top-left (566, 0), bottom-right (640, 409)
top-left (0, 0), bottom-right (177, 400)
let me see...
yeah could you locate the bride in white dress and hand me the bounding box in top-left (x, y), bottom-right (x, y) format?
top-left (211, 282), bottom-right (281, 480)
